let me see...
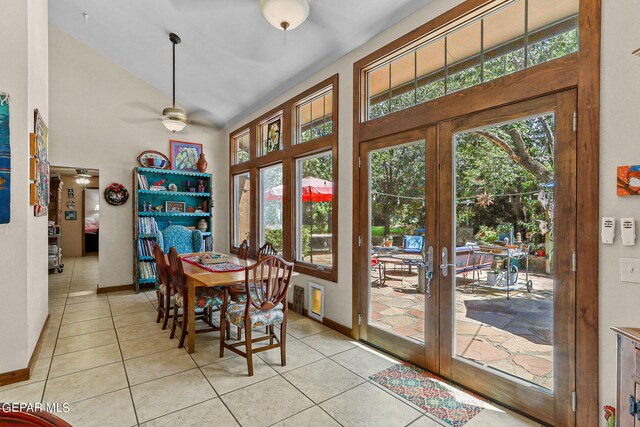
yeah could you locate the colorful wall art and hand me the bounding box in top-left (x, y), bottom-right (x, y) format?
top-left (0, 93), bottom-right (9, 224)
top-left (32, 109), bottom-right (49, 216)
top-left (170, 140), bottom-right (202, 172)
top-left (617, 165), bottom-right (640, 196)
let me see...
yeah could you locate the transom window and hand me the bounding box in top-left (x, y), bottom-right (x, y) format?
top-left (259, 114), bottom-right (283, 156)
top-left (295, 88), bottom-right (333, 144)
top-left (232, 130), bottom-right (250, 164)
top-left (365, 0), bottom-right (579, 120)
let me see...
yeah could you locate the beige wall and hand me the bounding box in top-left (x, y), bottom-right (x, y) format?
top-left (48, 25), bottom-right (228, 289)
top-left (226, 0), bottom-right (633, 421)
top-left (0, 0), bottom-right (49, 374)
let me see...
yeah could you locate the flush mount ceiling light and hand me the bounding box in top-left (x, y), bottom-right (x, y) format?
top-left (260, 0), bottom-right (310, 31)
top-left (162, 33), bottom-right (187, 133)
top-left (75, 169), bottom-right (91, 185)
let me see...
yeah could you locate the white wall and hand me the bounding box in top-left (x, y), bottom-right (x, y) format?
top-left (0, 0), bottom-right (49, 374)
top-left (48, 26), bottom-right (228, 289)
top-left (226, 0), bottom-right (633, 420)
top-left (599, 0), bottom-right (640, 417)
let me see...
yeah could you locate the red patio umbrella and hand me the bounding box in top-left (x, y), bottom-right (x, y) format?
top-left (264, 177), bottom-right (332, 262)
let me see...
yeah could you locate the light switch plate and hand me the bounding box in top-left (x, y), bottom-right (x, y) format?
top-left (620, 258), bottom-right (640, 283)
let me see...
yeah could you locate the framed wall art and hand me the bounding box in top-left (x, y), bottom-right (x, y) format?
top-left (617, 165), bottom-right (640, 196)
top-left (33, 109), bottom-right (49, 217)
top-left (165, 201), bottom-right (186, 213)
top-left (64, 211), bottom-right (77, 221)
top-left (170, 140), bottom-right (202, 172)
top-left (0, 93), bottom-right (9, 224)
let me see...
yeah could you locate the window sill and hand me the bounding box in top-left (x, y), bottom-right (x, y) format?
top-left (293, 262), bottom-right (336, 283)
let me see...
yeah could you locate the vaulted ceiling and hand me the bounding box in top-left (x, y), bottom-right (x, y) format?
top-left (49, 0), bottom-right (434, 128)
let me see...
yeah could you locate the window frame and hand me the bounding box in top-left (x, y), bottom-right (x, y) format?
top-left (294, 86), bottom-right (334, 145)
top-left (232, 129), bottom-right (251, 165)
top-left (229, 74), bottom-right (339, 282)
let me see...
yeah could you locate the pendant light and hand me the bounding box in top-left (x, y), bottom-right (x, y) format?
top-left (162, 33), bottom-right (187, 133)
top-left (259, 0), bottom-right (309, 32)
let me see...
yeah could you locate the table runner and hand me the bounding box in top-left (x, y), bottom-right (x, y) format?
top-left (182, 256), bottom-right (246, 273)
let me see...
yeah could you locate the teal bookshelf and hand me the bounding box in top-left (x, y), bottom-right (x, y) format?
top-left (132, 167), bottom-right (213, 292)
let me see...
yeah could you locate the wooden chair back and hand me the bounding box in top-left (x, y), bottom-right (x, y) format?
top-left (257, 242), bottom-right (277, 260)
top-left (153, 243), bottom-right (169, 288)
top-left (167, 247), bottom-right (186, 296)
top-left (244, 255), bottom-right (293, 312)
top-left (238, 239), bottom-right (250, 260)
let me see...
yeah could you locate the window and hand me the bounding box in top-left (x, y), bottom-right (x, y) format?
top-left (233, 130), bottom-right (250, 164)
top-left (233, 172), bottom-right (251, 247)
top-left (365, 0), bottom-right (579, 120)
top-left (296, 152), bottom-right (333, 269)
top-left (229, 75), bottom-right (338, 281)
top-left (295, 88), bottom-right (333, 144)
top-left (259, 114), bottom-right (283, 156)
top-left (259, 164), bottom-right (283, 254)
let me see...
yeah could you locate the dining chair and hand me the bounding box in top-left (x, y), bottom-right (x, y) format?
top-left (153, 242), bottom-right (172, 329)
top-left (257, 242), bottom-right (277, 260)
top-left (220, 255), bottom-right (293, 376)
top-left (167, 247), bottom-right (224, 348)
top-left (237, 239), bottom-right (250, 260)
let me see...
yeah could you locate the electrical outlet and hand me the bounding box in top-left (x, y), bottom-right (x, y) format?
top-left (620, 258), bottom-right (640, 283)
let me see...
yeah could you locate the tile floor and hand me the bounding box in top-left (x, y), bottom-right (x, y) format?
top-left (0, 256), bottom-right (541, 427)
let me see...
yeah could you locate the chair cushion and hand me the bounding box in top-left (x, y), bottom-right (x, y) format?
top-left (158, 283), bottom-right (168, 295)
top-left (175, 287), bottom-right (224, 309)
top-left (225, 302), bottom-right (284, 328)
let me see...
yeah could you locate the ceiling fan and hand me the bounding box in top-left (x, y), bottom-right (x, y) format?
top-left (161, 32), bottom-right (189, 133)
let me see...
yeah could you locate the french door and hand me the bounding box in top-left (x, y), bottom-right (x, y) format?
top-left (359, 91), bottom-right (577, 426)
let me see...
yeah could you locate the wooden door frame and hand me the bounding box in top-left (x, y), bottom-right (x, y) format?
top-left (357, 127), bottom-right (439, 371)
top-left (351, 0), bottom-right (601, 424)
top-left (437, 92), bottom-right (577, 426)
top-left (81, 186), bottom-right (99, 257)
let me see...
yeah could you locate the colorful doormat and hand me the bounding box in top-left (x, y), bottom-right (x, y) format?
top-left (182, 256), bottom-right (245, 273)
top-left (369, 363), bottom-right (485, 427)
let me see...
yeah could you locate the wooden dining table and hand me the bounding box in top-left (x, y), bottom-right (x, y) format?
top-left (173, 252), bottom-right (297, 354)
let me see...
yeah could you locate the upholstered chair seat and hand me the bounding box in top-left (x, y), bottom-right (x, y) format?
top-left (225, 302), bottom-right (284, 329)
top-left (174, 287), bottom-right (224, 310)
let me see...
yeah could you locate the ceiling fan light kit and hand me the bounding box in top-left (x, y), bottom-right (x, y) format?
top-left (260, 0), bottom-right (310, 31)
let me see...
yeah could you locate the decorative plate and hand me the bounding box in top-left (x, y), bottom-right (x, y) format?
top-left (104, 183), bottom-right (129, 206)
top-left (137, 150), bottom-right (170, 169)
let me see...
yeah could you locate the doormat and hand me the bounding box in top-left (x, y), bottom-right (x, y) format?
top-left (369, 363), bottom-right (485, 427)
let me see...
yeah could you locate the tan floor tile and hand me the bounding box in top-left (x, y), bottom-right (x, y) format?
top-left (221, 376), bottom-right (314, 427)
top-left (320, 382), bottom-right (422, 427)
top-left (409, 415), bottom-right (447, 426)
top-left (0, 381), bottom-right (45, 404)
top-left (131, 368), bottom-right (216, 423)
top-left (120, 333), bottom-right (179, 360)
top-left (140, 398), bottom-right (238, 427)
top-left (271, 406), bottom-right (340, 427)
top-left (113, 310), bottom-right (159, 328)
top-left (201, 353), bottom-right (278, 395)
top-left (58, 317), bottom-right (114, 338)
top-left (282, 359), bottom-right (364, 403)
top-left (110, 301), bottom-right (157, 317)
top-left (66, 293), bottom-right (107, 305)
top-left (125, 347), bottom-right (196, 385)
top-left (38, 339), bottom-right (56, 359)
top-left (0, 357), bottom-right (53, 391)
top-left (63, 300), bottom-right (109, 313)
top-left (116, 321), bottom-right (167, 341)
top-left (54, 329), bottom-right (118, 355)
top-left (49, 343), bottom-right (121, 378)
top-left (258, 338), bottom-right (324, 373)
top-left (300, 330), bottom-right (357, 357)
top-left (187, 332), bottom-right (240, 366)
top-left (330, 345), bottom-right (400, 379)
top-left (60, 388), bottom-right (137, 427)
top-left (61, 307), bottom-right (111, 324)
top-left (43, 362), bottom-right (128, 404)
top-left (286, 318), bottom-right (330, 339)
top-left (465, 407), bottom-right (541, 426)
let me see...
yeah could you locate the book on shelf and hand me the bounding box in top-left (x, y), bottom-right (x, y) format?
top-left (150, 186), bottom-right (166, 191)
top-left (204, 235), bottom-right (213, 252)
top-left (137, 217), bottom-right (159, 235)
top-left (137, 238), bottom-right (157, 258)
top-left (137, 173), bottom-right (149, 190)
top-left (138, 261), bottom-right (157, 280)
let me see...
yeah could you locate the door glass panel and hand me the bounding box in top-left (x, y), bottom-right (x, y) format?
top-left (368, 140), bottom-right (426, 343)
top-left (453, 113), bottom-right (555, 390)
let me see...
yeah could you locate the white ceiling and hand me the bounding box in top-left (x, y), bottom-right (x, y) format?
top-left (49, 0), bottom-right (434, 128)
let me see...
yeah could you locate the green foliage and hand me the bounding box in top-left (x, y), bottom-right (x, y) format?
top-left (300, 121), bottom-right (333, 144)
top-left (263, 228), bottom-right (283, 253)
top-left (475, 226), bottom-right (499, 244)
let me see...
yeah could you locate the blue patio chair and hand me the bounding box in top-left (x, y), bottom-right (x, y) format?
top-left (403, 235), bottom-right (424, 254)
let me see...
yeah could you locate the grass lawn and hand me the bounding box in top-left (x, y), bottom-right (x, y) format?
top-left (371, 226), bottom-right (408, 237)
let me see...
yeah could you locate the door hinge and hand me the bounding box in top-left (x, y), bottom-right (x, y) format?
top-left (358, 313), bottom-right (362, 325)
top-left (572, 112), bottom-right (577, 132)
top-left (572, 252), bottom-right (577, 272)
top-left (571, 391), bottom-right (577, 412)
top-left (358, 235), bottom-right (362, 247)
top-left (358, 156), bottom-right (361, 168)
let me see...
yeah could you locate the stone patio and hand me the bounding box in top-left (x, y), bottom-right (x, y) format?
top-left (369, 264), bottom-right (554, 390)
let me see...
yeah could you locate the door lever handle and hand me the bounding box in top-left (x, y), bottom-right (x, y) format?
top-left (440, 247), bottom-right (455, 276)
